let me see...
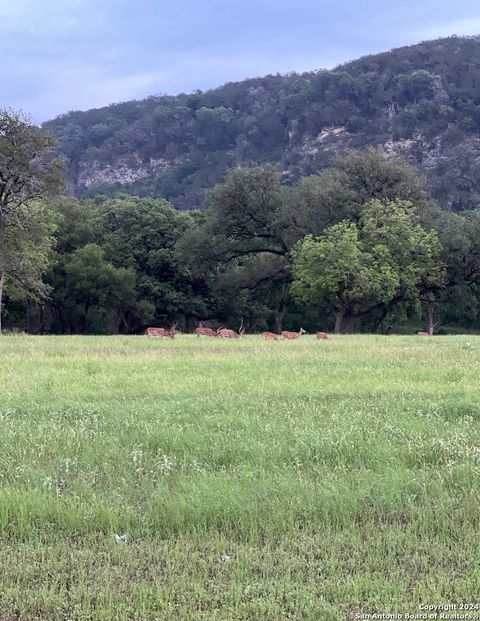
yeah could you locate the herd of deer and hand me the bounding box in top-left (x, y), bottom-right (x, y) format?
top-left (145, 323), bottom-right (331, 340)
top-left (145, 325), bottom-right (435, 339)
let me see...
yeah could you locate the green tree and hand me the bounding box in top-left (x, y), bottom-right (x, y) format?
top-left (98, 196), bottom-right (208, 327)
top-left (0, 110), bottom-right (63, 332)
top-left (2, 202), bottom-right (58, 330)
top-left (179, 166), bottom-right (296, 329)
top-left (61, 244), bottom-right (136, 334)
top-left (396, 70), bottom-right (441, 103)
top-left (335, 147), bottom-right (435, 220)
top-left (292, 199), bottom-right (444, 333)
top-left (181, 152), bottom-right (436, 331)
top-left (424, 210), bottom-right (480, 332)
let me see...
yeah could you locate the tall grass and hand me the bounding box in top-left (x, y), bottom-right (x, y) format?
top-left (0, 335), bottom-right (479, 619)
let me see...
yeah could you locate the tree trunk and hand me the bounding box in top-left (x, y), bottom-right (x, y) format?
top-left (426, 306), bottom-right (434, 336)
top-left (372, 308), bottom-right (388, 334)
top-left (274, 303), bottom-right (287, 334)
top-left (82, 303), bottom-right (90, 334)
top-left (55, 305), bottom-right (66, 334)
top-left (0, 269), bottom-right (4, 335)
top-left (39, 305), bottom-right (46, 335)
top-left (334, 309), bottom-right (361, 334)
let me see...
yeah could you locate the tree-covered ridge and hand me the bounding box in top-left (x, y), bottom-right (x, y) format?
top-left (44, 36), bottom-right (480, 211)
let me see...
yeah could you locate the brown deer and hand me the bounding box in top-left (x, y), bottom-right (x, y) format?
top-left (145, 323), bottom-right (177, 338)
top-left (261, 332), bottom-right (278, 340)
top-left (217, 319), bottom-right (245, 339)
top-left (417, 331), bottom-right (431, 337)
top-left (217, 327), bottom-right (246, 339)
top-left (281, 328), bottom-right (306, 340)
top-left (217, 328), bottom-right (240, 338)
top-left (194, 327), bottom-right (217, 337)
top-left (316, 332), bottom-right (330, 340)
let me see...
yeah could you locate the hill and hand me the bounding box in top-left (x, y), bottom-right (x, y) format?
top-left (43, 36), bottom-right (480, 211)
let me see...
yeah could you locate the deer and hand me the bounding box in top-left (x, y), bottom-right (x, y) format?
top-left (261, 332), bottom-right (279, 340)
top-left (316, 332), bottom-right (330, 340)
top-left (417, 331), bottom-right (431, 337)
top-left (217, 327), bottom-right (240, 338)
top-left (281, 328), bottom-right (306, 340)
top-left (194, 327), bottom-right (217, 337)
top-left (217, 319), bottom-right (245, 339)
top-left (145, 323), bottom-right (177, 338)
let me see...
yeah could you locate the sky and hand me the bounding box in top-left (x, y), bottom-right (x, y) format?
top-left (1, 0), bottom-right (480, 123)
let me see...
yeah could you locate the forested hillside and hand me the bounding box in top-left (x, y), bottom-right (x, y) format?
top-left (5, 107), bottom-right (480, 335)
top-left (44, 36), bottom-right (480, 211)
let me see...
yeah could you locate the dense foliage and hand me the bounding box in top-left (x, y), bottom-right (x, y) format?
top-left (0, 109), bottom-right (64, 333)
top-left (291, 200), bottom-right (444, 333)
top-left (44, 36), bottom-right (480, 211)
top-left (4, 141), bottom-right (480, 335)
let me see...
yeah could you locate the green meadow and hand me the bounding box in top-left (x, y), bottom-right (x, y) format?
top-left (0, 335), bottom-right (479, 620)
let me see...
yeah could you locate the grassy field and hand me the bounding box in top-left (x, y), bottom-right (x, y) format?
top-left (0, 335), bottom-right (479, 620)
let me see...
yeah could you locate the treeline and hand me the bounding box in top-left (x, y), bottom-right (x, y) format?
top-left (44, 36), bottom-right (480, 212)
top-left (4, 144), bottom-right (480, 335)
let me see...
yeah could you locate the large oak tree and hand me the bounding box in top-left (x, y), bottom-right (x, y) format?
top-left (180, 149), bottom-right (438, 331)
top-left (292, 199), bottom-right (444, 333)
top-left (0, 110), bottom-right (63, 332)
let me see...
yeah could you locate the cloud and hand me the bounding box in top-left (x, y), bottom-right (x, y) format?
top-left (3, 0), bottom-right (480, 121)
top-left (12, 44), bottom-right (352, 122)
top-left (18, 66), bottom-right (175, 122)
top-left (0, 0), bottom-right (32, 20)
top-left (0, 0), bottom-right (85, 32)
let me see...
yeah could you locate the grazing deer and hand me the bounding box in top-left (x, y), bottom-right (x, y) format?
top-left (217, 327), bottom-right (246, 339)
top-left (281, 328), bottom-right (306, 340)
top-left (194, 327), bottom-right (217, 337)
top-left (316, 332), bottom-right (330, 340)
top-left (145, 323), bottom-right (177, 338)
top-left (217, 328), bottom-right (240, 338)
top-left (417, 331), bottom-right (431, 337)
top-left (261, 332), bottom-right (278, 340)
top-left (217, 319), bottom-right (245, 339)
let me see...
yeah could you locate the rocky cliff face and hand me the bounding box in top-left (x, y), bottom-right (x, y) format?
top-left (77, 155), bottom-right (172, 188)
top-left (70, 124), bottom-right (480, 212)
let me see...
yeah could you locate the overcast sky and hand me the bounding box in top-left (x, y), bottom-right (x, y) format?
top-left (2, 0), bottom-right (480, 123)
